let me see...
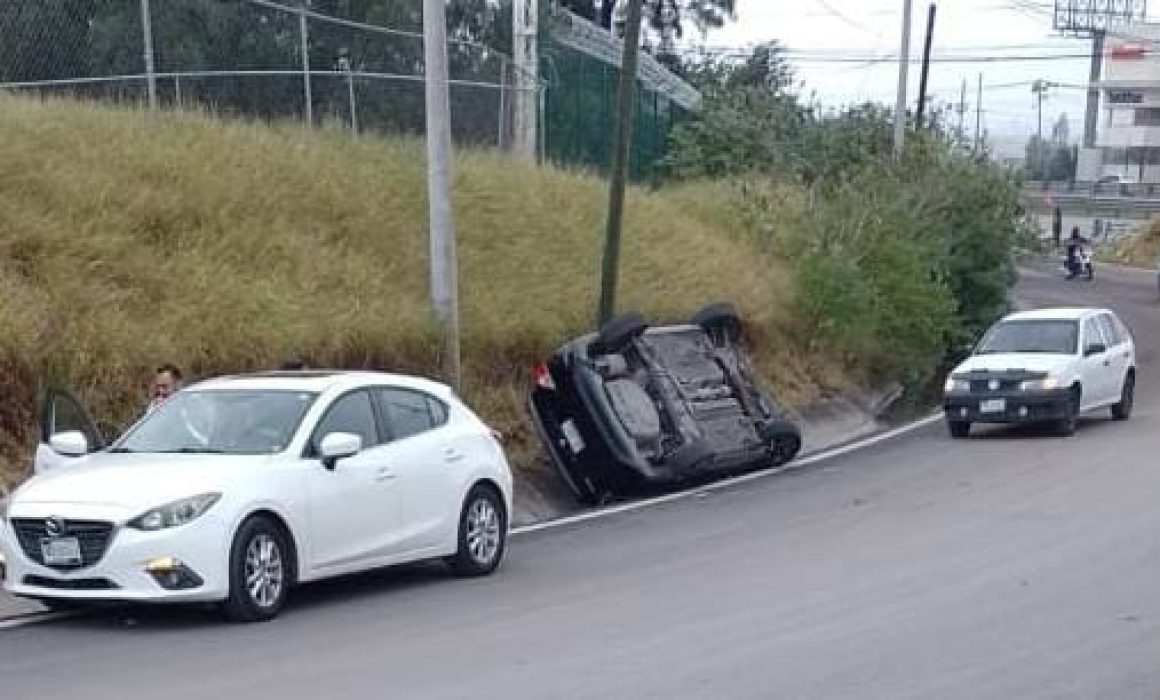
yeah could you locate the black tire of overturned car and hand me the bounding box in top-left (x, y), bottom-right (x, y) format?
top-left (592, 312), bottom-right (649, 354)
top-left (691, 302), bottom-right (742, 341)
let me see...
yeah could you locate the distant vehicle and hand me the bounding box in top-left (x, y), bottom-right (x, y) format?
top-left (529, 303), bottom-right (802, 505)
top-left (1096, 174), bottom-right (1136, 186)
top-left (943, 308), bottom-right (1136, 438)
top-left (1, 371), bottom-right (512, 622)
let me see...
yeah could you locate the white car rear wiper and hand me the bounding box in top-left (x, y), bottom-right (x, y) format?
top-left (158, 447), bottom-right (226, 454)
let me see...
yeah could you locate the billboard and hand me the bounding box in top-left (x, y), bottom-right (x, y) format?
top-left (1053, 0), bottom-right (1147, 34)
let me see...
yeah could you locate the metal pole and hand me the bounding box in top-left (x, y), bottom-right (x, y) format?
top-left (513, 0), bottom-right (539, 160)
top-left (893, 0), bottom-right (913, 158)
top-left (298, 2), bottom-right (314, 128)
top-left (346, 65), bottom-right (358, 134)
top-left (915, 3), bottom-right (936, 128)
top-left (1083, 30), bottom-right (1104, 149)
top-left (974, 72), bottom-right (982, 153)
top-left (140, 0), bottom-right (158, 109)
top-left (1036, 80), bottom-right (1045, 179)
top-left (423, 0), bottom-right (461, 388)
top-left (597, 0), bottom-right (645, 327)
top-left (497, 56), bottom-right (508, 149)
top-left (958, 78), bottom-right (966, 141)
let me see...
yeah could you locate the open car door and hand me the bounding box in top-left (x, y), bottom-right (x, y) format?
top-left (34, 388), bottom-right (107, 475)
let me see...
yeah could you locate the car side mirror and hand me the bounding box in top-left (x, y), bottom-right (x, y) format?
top-left (49, 431), bottom-right (89, 457)
top-left (1085, 342), bottom-right (1107, 357)
top-left (319, 432), bottom-right (362, 471)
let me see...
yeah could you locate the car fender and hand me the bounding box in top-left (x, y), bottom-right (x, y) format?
top-left (223, 498), bottom-right (308, 582)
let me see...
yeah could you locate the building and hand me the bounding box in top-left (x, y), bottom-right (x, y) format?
top-left (1081, 23), bottom-right (1160, 182)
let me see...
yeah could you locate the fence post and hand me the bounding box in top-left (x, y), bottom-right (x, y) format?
top-left (140, 0), bottom-right (158, 109)
top-left (298, 2), bottom-right (314, 128)
top-left (497, 56), bottom-right (508, 149)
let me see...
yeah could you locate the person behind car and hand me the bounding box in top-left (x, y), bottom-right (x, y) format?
top-left (147, 363), bottom-right (183, 414)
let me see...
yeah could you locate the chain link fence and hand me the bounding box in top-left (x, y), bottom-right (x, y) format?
top-left (0, 0), bottom-right (524, 148)
top-left (0, 2), bottom-right (698, 174)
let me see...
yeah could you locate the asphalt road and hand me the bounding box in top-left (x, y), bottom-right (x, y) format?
top-left (3, 262), bottom-right (1160, 699)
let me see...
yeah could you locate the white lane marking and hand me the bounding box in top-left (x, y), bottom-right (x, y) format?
top-left (0, 414), bottom-right (946, 629)
top-left (0, 611), bottom-right (74, 630)
top-left (512, 412), bottom-right (943, 536)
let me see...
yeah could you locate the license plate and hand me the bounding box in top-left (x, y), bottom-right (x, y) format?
top-left (40, 537), bottom-right (82, 566)
top-left (560, 419), bottom-right (586, 454)
top-left (980, 399), bottom-right (1007, 414)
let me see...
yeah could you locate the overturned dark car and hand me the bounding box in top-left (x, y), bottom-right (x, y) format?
top-left (529, 303), bottom-right (802, 505)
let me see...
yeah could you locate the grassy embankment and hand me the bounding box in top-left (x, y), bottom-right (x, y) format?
top-left (0, 96), bottom-right (839, 490)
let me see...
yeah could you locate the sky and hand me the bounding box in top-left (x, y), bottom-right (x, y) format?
top-left (694, 0), bottom-right (1157, 157)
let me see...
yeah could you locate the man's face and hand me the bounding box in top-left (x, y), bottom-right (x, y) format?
top-left (151, 371), bottom-right (179, 402)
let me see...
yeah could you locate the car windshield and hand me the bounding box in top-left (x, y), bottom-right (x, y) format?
top-left (116, 390), bottom-right (318, 455)
top-left (975, 320), bottom-right (1079, 356)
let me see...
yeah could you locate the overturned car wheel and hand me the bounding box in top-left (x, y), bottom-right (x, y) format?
top-left (691, 302), bottom-right (742, 342)
top-left (592, 312), bottom-right (648, 355)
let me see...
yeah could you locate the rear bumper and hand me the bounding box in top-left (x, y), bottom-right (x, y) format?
top-left (944, 389), bottom-right (1071, 424)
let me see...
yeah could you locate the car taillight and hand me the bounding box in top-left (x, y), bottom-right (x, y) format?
top-left (532, 363), bottom-right (556, 390)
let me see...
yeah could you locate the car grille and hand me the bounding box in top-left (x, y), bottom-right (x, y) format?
top-left (969, 379), bottom-right (1022, 393)
top-left (10, 518), bottom-right (115, 571)
top-left (23, 575), bottom-right (119, 590)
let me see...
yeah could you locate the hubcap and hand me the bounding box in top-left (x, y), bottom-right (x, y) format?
top-left (244, 533), bottom-right (284, 609)
top-left (466, 498), bottom-right (502, 565)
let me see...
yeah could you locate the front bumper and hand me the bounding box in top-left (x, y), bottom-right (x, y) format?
top-left (1, 506), bottom-right (230, 604)
top-left (944, 389), bottom-right (1072, 424)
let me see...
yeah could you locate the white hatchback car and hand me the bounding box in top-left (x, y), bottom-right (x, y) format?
top-left (0, 371), bottom-right (513, 622)
top-left (943, 308), bottom-right (1136, 438)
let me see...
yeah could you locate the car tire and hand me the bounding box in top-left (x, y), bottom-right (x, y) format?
top-left (447, 485), bottom-right (507, 577)
top-left (1056, 388), bottom-right (1081, 437)
top-left (769, 433), bottom-right (801, 466)
top-left (592, 312), bottom-right (648, 355)
top-left (948, 421), bottom-right (971, 439)
top-left (1111, 373), bottom-right (1135, 421)
top-left (222, 516), bottom-right (292, 623)
top-left (690, 302), bottom-right (742, 341)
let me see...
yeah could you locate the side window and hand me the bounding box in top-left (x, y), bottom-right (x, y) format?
top-left (312, 391), bottom-right (379, 453)
top-left (377, 388), bottom-right (445, 442)
top-left (1082, 318), bottom-right (1106, 352)
top-left (1098, 314), bottom-right (1121, 347)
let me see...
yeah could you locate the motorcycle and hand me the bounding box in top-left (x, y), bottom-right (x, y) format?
top-left (1061, 246), bottom-right (1094, 281)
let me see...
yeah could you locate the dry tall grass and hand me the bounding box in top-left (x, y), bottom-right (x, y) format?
top-left (1106, 217), bottom-right (1160, 269)
top-left (0, 95), bottom-right (825, 487)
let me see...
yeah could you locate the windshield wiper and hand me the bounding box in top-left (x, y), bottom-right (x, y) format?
top-left (157, 447), bottom-right (225, 454)
top-left (107, 447), bottom-right (135, 453)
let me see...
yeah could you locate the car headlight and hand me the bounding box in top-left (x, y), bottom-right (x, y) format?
top-left (1021, 377), bottom-right (1060, 392)
top-left (128, 493), bottom-right (221, 531)
top-left (944, 377), bottom-right (969, 394)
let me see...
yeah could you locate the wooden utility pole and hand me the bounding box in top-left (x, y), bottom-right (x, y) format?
top-left (915, 3), bottom-right (937, 128)
top-left (596, 0), bottom-right (645, 327)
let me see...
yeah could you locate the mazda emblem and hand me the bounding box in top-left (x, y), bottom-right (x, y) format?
top-left (988, 379), bottom-right (1000, 391)
top-left (44, 516), bottom-right (66, 538)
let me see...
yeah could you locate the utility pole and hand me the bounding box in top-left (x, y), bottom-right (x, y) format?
top-left (140, 0), bottom-right (158, 109)
top-left (596, 0), bottom-right (645, 328)
top-left (957, 78), bottom-right (967, 141)
top-left (1083, 30), bottom-right (1105, 149)
top-left (915, 3), bottom-right (937, 128)
top-left (974, 72), bottom-right (983, 153)
top-left (513, 0), bottom-right (539, 160)
top-left (423, 0), bottom-right (461, 388)
top-left (1032, 79), bottom-right (1053, 180)
top-left (893, 0), bottom-right (913, 158)
top-left (299, 1), bottom-right (314, 128)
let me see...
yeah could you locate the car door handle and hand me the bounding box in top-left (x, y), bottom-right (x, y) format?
top-left (444, 448), bottom-right (464, 462)
top-left (374, 467), bottom-right (397, 482)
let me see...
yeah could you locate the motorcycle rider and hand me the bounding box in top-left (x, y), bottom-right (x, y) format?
top-left (1065, 227), bottom-right (1090, 279)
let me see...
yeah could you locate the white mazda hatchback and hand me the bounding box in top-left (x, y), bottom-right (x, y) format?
top-left (0, 371), bottom-right (513, 622)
